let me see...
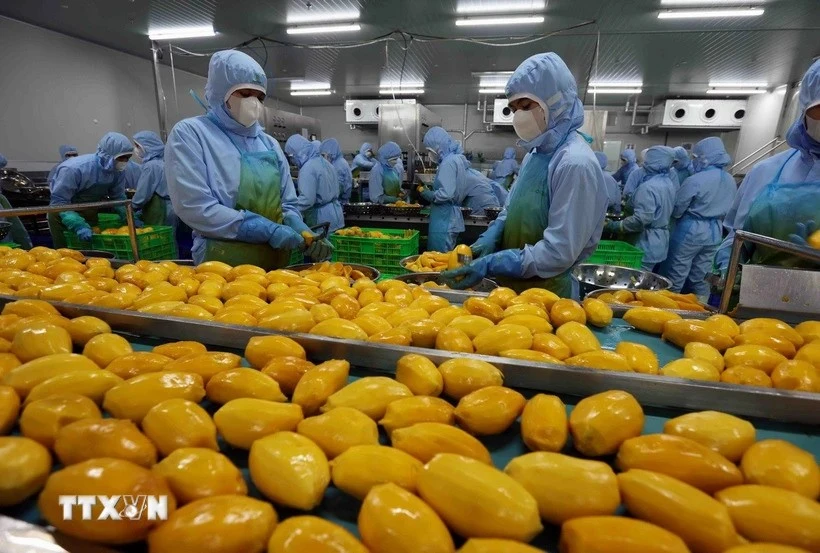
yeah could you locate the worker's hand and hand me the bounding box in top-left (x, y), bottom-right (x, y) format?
top-left (420, 189), bottom-right (436, 203)
top-left (76, 226), bottom-right (93, 241)
top-left (788, 220), bottom-right (817, 247)
top-left (604, 219), bottom-right (620, 233)
top-left (306, 238), bottom-right (334, 262)
top-left (132, 216), bottom-right (144, 229)
top-left (268, 224), bottom-right (304, 251)
top-left (398, 190), bottom-right (407, 199)
top-left (441, 258), bottom-right (489, 290)
top-left (470, 235), bottom-right (496, 259)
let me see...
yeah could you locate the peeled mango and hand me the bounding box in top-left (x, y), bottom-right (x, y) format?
top-left (11, 323), bottom-right (73, 362)
top-left (615, 342), bottom-right (659, 375)
top-left (291, 360), bottom-right (350, 416)
top-left (20, 393), bottom-right (102, 448)
top-left (662, 319), bottom-right (735, 352)
top-left (661, 358), bottom-right (721, 382)
top-left (531, 333), bottom-right (572, 360)
top-left (556, 321), bottom-right (601, 356)
top-left (771, 359), bottom-right (820, 392)
top-left (390, 422), bottom-right (492, 464)
top-left (359, 482), bottom-right (455, 553)
top-left (550, 299), bottom-right (586, 327)
top-left (311, 318), bottom-right (369, 341)
top-left (567, 350), bottom-right (632, 372)
top-left (0, 385), bottom-right (20, 434)
top-left (395, 353), bottom-right (443, 396)
top-left (684, 342), bottom-right (725, 371)
top-left (458, 540), bottom-right (544, 553)
top-left (734, 331), bottom-right (797, 358)
top-left (2, 299), bottom-right (59, 318)
top-left (438, 358), bottom-right (503, 399)
top-left (54, 418), bottom-right (156, 468)
top-left (214, 398), bottom-right (304, 449)
top-left (795, 341), bottom-right (820, 369)
top-left (141, 398), bottom-right (218, 456)
top-left (617, 434), bottom-right (743, 493)
top-left (663, 410), bottom-right (756, 462)
top-left (297, 406), bottom-right (379, 459)
top-left (321, 376), bottom-right (413, 420)
top-left (249, 431), bottom-right (330, 510)
top-left (582, 297), bottom-right (613, 327)
top-left (435, 326), bottom-right (475, 353)
top-left (102, 371), bottom-right (205, 423)
top-left (38, 458), bottom-right (176, 544)
top-left (724, 344), bottom-right (788, 374)
top-left (454, 385), bottom-right (525, 435)
top-left (464, 297), bottom-right (504, 323)
top-left (147, 495), bottom-right (276, 553)
top-left (0, 436), bottom-right (51, 507)
top-left (105, 352), bottom-right (172, 379)
top-left (716, 485), bottom-right (820, 552)
top-left (331, 444), bottom-right (422, 500)
top-left (560, 516), bottom-right (690, 553)
top-left (500, 349), bottom-right (563, 364)
top-left (206, 368), bottom-right (287, 405)
top-left (245, 335), bottom-right (306, 368)
top-left (152, 447), bottom-right (247, 505)
top-left (26, 369), bottom-right (123, 406)
top-left (153, 340), bottom-right (207, 359)
top-left (739, 318), bottom-right (804, 347)
top-left (505, 452), bottom-right (619, 524)
top-left (267, 515), bottom-right (368, 553)
top-left (418, 453), bottom-right (543, 542)
top-left (618, 468), bottom-right (743, 553)
top-left (164, 351), bottom-right (242, 384)
top-left (447, 315), bottom-right (494, 339)
top-left (473, 324), bottom-right (532, 356)
top-left (2, 353), bottom-right (100, 398)
top-left (261, 356), bottom-right (315, 396)
top-left (740, 439), bottom-right (820, 499)
top-left (623, 307), bottom-right (682, 335)
top-left (520, 394), bottom-right (567, 452)
top-left (499, 314), bottom-right (553, 334)
top-left (569, 390), bottom-right (644, 457)
top-left (721, 366), bottom-right (773, 388)
top-left (379, 395), bottom-right (455, 434)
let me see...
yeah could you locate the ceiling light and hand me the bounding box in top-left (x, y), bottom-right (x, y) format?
top-left (290, 82), bottom-right (332, 91)
top-left (661, 0), bottom-right (762, 4)
top-left (291, 90), bottom-right (333, 96)
top-left (658, 8), bottom-right (764, 18)
top-left (706, 88), bottom-right (767, 95)
top-left (286, 10), bottom-right (360, 24)
top-left (457, 1), bottom-right (546, 14)
top-left (589, 81), bottom-right (644, 88)
top-left (148, 25), bottom-right (215, 40)
top-left (455, 15), bottom-right (545, 26)
top-left (589, 88), bottom-right (643, 94)
top-left (709, 82), bottom-right (768, 88)
top-left (286, 23), bottom-right (361, 34)
top-left (379, 89), bottom-right (425, 95)
top-left (479, 88), bottom-right (506, 94)
top-left (379, 82), bottom-right (425, 89)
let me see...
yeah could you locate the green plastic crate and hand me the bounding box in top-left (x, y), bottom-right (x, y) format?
top-left (63, 232), bottom-right (91, 250)
top-left (96, 213), bottom-right (121, 231)
top-left (288, 249), bottom-right (305, 266)
top-left (587, 240), bottom-right (644, 269)
top-left (0, 243), bottom-right (20, 249)
top-left (330, 228), bottom-right (418, 276)
top-left (90, 226), bottom-right (176, 261)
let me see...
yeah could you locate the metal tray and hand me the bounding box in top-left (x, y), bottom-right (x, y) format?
top-left (393, 272), bottom-right (498, 292)
top-left (286, 263), bottom-right (380, 281)
top-left (342, 202), bottom-right (380, 216)
top-left (380, 205), bottom-right (424, 217)
top-left (573, 263), bottom-right (671, 297)
top-left (483, 207), bottom-right (503, 221)
top-left (460, 207), bottom-right (473, 217)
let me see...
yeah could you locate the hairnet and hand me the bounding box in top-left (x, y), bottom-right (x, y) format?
top-left (672, 146), bottom-right (690, 167)
top-left (358, 143), bottom-right (373, 156)
top-left (692, 137), bottom-right (731, 170)
top-left (503, 147), bottom-right (516, 160)
top-left (285, 134), bottom-right (319, 168)
top-left (96, 132), bottom-right (133, 171)
top-left (642, 146), bottom-right (676, 177)
top-left (378, 141), bottom-right (402, 165)
top-left (786, 59), bottom-right (820, 156)
top-left (204, 50), bottom-right (267, 138)
top-left (320, 138), bottom-right (342, 161)
top-left (620, 149), bottom-right (636, 164)
top-left (593, 151), bottom-right (608, 170)
top-left (132, 131), bottom-right (165, 163)
top-left (59, 145), bottom-right (78, 160)
top-left (423, 127), bottom-right (460, 158)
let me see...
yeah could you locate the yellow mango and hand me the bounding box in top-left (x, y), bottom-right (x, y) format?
top-left (664, 410), bottom-right (756, 462)
top-left (40, 282), bottom-right (97, 302)
top-left (725, 344), bottom-right (788, 374)
top-left (310, 318), bottom-right (368, 340)
top-left (500, 348), bottom-right (563, 364)
top-left (663, 318), bottom-right (735, 351)
top-left (704, 313), bottom-right (741, 337)
top-left (349, 313), bottom-right (390, 336)
top-left (624, 306), bottom-right (682, 335)
top-left (215, 309), bottom-right (259, 327)
top-left (684, 341), bottom-right (725, 371)
top-left (104, 351), bottom-right (172, 379)
top-left (721, 366), bottom-right (773, 387)
top-left (26, 369), bottom-right (122, 405)
top-left (0, 352), bottom-right (17, 379)
top-left (437, 358), bottom-right (503, 399)
top-left (195, 260), bottom-right (232, 278)
top-left (486, 286), bottom-right (518, 308)
top-left (390, 422), bottom-right (492, 464)
top-left (418, 453), bottom-right (542, 542)
top-left (291, 360), bottom-right (350, 416)
top-left (383, 286), bottom-right (413, 308)
top-left (401, 318), bottom-right (444, 348)
top-left (359, 482), bottom-right (455, 553)
top-left (249, 431), bottom-right (329, 510)
top-left (550, 298), bottom-right (586, 327)
top-left (19, 393), bottom-right (102, 448)
top-left (795, 320), bottom-right (820, 343)
top-left (395, 354), bottom-right (442, 396)
top-left (503, 304), bottom-right (549, 320)
top-left (329, 293), bottom-right (361, 320)
top-left (152, 448), bottom-right (246, 504)
top-left (0, 385), bottom-right (20, 434)
top-left (2, 353), bottom-right (99, 398)
top-left (498, 314), bottom-right (553, 334)
top-left (661, 358), bottom-right (721, 381)
top-left (463, 297), bottom-right (504, 323)
top-left (507, 452), bottom-right (619, 525)
top-left (131, 286), bottom-right (187, 310)
top-left (567, 350), bottom-right (632, 372)
top-left (735, 331), bottom-right (798, 358)
top-left (147, 495), bottom-right (273, 553)
top-left (152, 340), bottom-right (207, 359)
top-left (635, 290), bottom-right (679, 309)
top-left (741, 439), bottom-right (820, 499)
top-left (321, 376), bottom-right (412, 420)
top-left (357, 287), bottom-right (384, 307)
top-left (560, 516), bottom-right (690, 553)
top-left (169, 303), bottom-right (214, 320)
top-left (2, 299), bottom-right (59, 318)
top-left (520, 394), bottom-right (567, 452)
top-left (297, 406), bottom-right (378, 459)
top-left (206, 367), bottom-right (286, 404)
top-left (330, 444), bottom-right (423, 501)
top-left (724, 546), bottom-right (812, 553)
top-left (385, 307), bottom-right (429, 328)
top-left (11, 323), bottom-right (72, 363)
top-left (739, 318), bottom-right (804, 347)
top-left (358, 301), bottom-right (400, 319)
top-left (0, 436), bottom-right (51, 507)
top-left (66, 315), bottom-right (111, 345)
top-left (164, 351), bottom-right (242, 384)
top-left (795, 341), bottom-right (820, 369)
top-left (447, 315), bottom-right (495, 339)
top-left (188, 294), bottom-right (224, 315)
top-left (411, 293), bottom-right (450, 314)
top-left (473, 324), bottom-right (532, 356)
top-left (379, 395), bottom-right (455, 434)
top-left (716, 485), bottom-right (820, 552)
top-left (82, 333), bottom-right (133, 368)
top-left (583, 297), bottom-right (613, 327)
top-left (617, 434), bottom-right (743, 493)
top-left (430, 305), bottom-right (468, 325)
top-left (87, 292), bottom-right (136, 310)
top-left (309, 303), bottom-right (339, 324)
top-left (570, 390), bottom-right (644, 457)
top-left (459, 539), bottom-right (544, 553)
top-left (619, 469), bottom-right (742, 553)
top-left (245, 335), bottom-right (305, 368)
top-left (454, 385), bottom-right (525, 435)
top-left (261, 356), bottom-right (315, 396)
top-left (519, 288), bottom-right (560, 310)
top-left (529, 333), bottom-right (570, 360)
top-left (555, 321), bottom-right (601, 356)
top-left (141, 398), bottom-right (217, 456)
top-left (267, 515), bottom-right (368, 553)
top-left (771, 359), bottom-right (820, 392)
top-left (435, 326), bottom-right (475, 353)
top-left (54, 418), bottom-right (156, 467)
top-left (213, 398), bottom-right (303, 449)
top-left (102, 371), bottom-right (205, 423)
top-left (614, 342), bottom-right (659, 374)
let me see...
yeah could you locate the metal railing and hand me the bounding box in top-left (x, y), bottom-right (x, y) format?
top-left (0, 199), bottom-right (140, 261)
top-left (731, 138), bottom-right (787, 176)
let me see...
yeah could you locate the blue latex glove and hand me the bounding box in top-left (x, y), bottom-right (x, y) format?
top-left (441, 249), bottom-right (524, 290)
top-left (237, 212), bottom-right (278, 243)
top-left (420, 189), bottom-right (436, 203)
top-left (60, 211), bottom-right (88, 232)
top-left (282, 211), bottom-right (312, 235)
top-left (306, 238), bottom-right (334, 261)
top-left (76, 226), bottom-right (93, 241)
top-left (113, 206), bottom-right (128, 224)
top-left (604, 219), bottom-right (621, 233)
top-left (132, 216), bottom-right (144, 229)
top-left (470, 222), bottom-right (503, 259)
top-left (382, 195), bottom-right (399, 204)
top-left (788, 220), bottom-right (817, 246)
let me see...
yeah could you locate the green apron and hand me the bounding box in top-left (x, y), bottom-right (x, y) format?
top-left (501, 174), bottom-right (514, 190)
top-left (141, 193), bottom-right (168, 226)
top-left (495, 150), bottom-right (574, 297)
top-left (382, 168), bottom-right (402, 198)
top-left (47, 185), bottom-right (113, 249)
top-left (203, 122), bottom-right (291, 270)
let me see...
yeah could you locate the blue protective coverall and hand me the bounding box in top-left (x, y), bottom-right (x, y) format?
top-left (715, 59), bottom-right (820, 272)
top-left (351, 143), bottom-right (375, 174)
top-left (165, 50), bottom-right (321, 268)
top-left (606, 146), bottom-right (677, 271)
top-left (595, 151), bottom-right (622, 213)
top-left (49, 132), bottom-right (134, 248)
top-left (131, 131), bottom-right (177, 230)
top-left (673, 146), bottom-right (694, 186)
top-left (47, 144), bottom-right (79, 185)
top-left (422, 127), bottom-right (467, 252)
top-left (368, 141), bottom-right (403, 205)
top-left (492, 147), bottom-right (519, 189)
top-left (442, 52), bottom-right (607, 298)
top-left (658, 137), bottom-right (736, 296)
top-left (320, 138), bottom-right (353, 204)
top-left (612, 148), bottom-right (638, 188)
top-left (463, 167), bottom-right (501, 215)
top-left (285, 134), bottom-right (344, 233)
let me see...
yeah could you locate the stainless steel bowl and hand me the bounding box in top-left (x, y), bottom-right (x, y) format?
top-left (343, 202), bottom-right (380, 216)
top-left (572, 263), bottom-right (671, 298)
top-left (416, 173), bottom-right (435, 185)
top-left (286, 263), bottom-right (380, 281)
top-left (393, 272), bottom-right (498, 292)
top-left (483, 207), bottom-right (503, 221)
top-left (0, 222), bottom-right (11, 241)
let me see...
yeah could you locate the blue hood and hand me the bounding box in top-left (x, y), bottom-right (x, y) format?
top-left (786, 59), bottom-right (820, 158)
top-left (377, 141), bottom-right (402, 167)
top-left (204, 50), bottom-right (267, 139)
top-left (285, 134), bottom-right (320, 168)
top-left (503, 147), bottom-right (516, 160)
top-left (59, 144), bottom-right (78, 160)
top-left (594, 151), bottom-right (608, 170)
top-left (423, 127), bottom-right (461, 160)
top-left (643, 146), bottom-right (676, 177)
top-left (133, 131), bottom-right (165, 163)
top-left (320, 138), bottom-right (342, 161)
top-left (96, 132), bottom-right (133, 171)
top-left (621, 149), bottom-right (637, 164)
top-left (673, 146), bottom-right (693, 170)
top-left (692, 137), bottom-right (731, 172)
top-left (358, 143), bottom-right (373, 157)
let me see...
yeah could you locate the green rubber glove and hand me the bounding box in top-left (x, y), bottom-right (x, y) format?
top-left (60, 211), bottom-right (89, 232)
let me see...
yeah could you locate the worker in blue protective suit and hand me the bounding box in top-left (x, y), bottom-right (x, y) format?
top-left (612, 148), bottom-right (638, 188)
top-left (351, 143), bottom-right (375, 178)
top-left (463, 167), bottom-right (501, 216)
top-left (715, 59), bottom-right (820, 273)
top-left (130, 131), bottom-right (177, 231)
top-left (368, 142), bottom-right (404, 205)
top-left (441, 53), bottom-right (608, 297)
top-left (166, 50), bottom-right (332, 268)
top-left (605, 146), bottom-right (677, 272)
top-left (657, 137), bottom-right (736, 297)
top-left (421, 127), bottom-right (468, 252)
top-left (284, 134), bottom-right (344, 233)
top-left (492, 147), bottom-right (519, 190)
top-left (48, 132), bottom-right (137, 249)
top-left (595, 151), bottom-right (621, 213)
top-left (320, 138), bottom-right (353, 204)
top-left (47, 145), bottom-right (79, 185)
top-left (673, 146), bottom-right (693, 186)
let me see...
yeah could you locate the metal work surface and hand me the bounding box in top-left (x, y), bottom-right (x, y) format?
top-left (3, 295), bottom-right (817, 425)
top-left (737, 264), bottom-right (820, 323)
top-left (344, 213), bottom-right (490, 228)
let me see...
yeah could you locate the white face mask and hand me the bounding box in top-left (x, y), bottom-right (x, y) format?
top-left (366, 150), bottom-right (374, 158)
top-left (512, 105), bottom-right (548, 142)
top-left (228, 95), bottom-right (263, 127)
top-left (388, 157), bottom-right (399, 167)
top-left (132, 146), bottom-right (144, 164)
top-left (115, 160), bottom-right (128, 172)
top-left (426, 148), bottom-right (438, 164)
top-left (806, 114), bottom-right (820, 142)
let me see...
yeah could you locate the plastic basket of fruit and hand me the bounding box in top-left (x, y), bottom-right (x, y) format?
top-left (586, 240), bottom-right (644, 269)
top-left (90, 226), bottom-right (176, 261)
top-left (96, 213), bottom-right (122, 231)
top-left (393, 272), bottom-right (498, 292)
top-left (331, 227), bottom-right (419, 276)
top-left (381, 201), bottom-right (424, 217)
top-left (401, 251), bottom-right (450, 273)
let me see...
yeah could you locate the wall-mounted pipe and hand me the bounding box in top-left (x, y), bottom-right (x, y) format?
top-left (150, 41), bottom-right (168, 141)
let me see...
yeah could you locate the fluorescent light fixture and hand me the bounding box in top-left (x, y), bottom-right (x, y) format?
top-left (709, 82), bottom-right (768, 88)
top-left (291, 90), bottom-right (333, 96)
top-left (479, 88), bottom-right (506, 94)
top-left (589, 88), bottom-right (643, 94)
top-left (456, 15), bottom-right (545, 26)
top-left (379, 82), bottom-right (425, 89)
top-left (286, 10), bottom-right (360, 24)
top-left (379, 89), bottom-right (425, 95)
top-left (706, 88), bottom-right (767, 95)
top-left (658, 8), bottom-right (763, 18)
top-left (148, 25), bottom-right (215, 40)
top-left (774, 84), bottom-right (788, 94)
top-left (457, 1), bottom-right (546, 14)
top-left (290, 82), bottom-right (331, 91)
top-left (661, 0), bottom-right (762, 4)
top-left (286, 23), bottom-right (361, 34)
top-left (589, 81), bottom-right (643, 88)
